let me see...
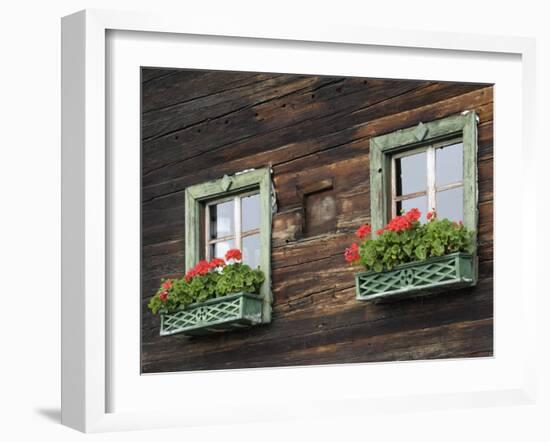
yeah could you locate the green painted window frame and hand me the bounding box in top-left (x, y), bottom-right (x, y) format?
top-left (370, 111), bottom-right (479, 244)
top-left (185, 168), bottom-right (273, 323)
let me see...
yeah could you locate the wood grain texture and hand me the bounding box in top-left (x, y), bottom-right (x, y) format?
top-left (140, 68), bottom-right (493, 373)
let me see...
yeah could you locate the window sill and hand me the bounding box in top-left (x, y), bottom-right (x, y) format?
top-left (355, 252), bottom-right (475, 303)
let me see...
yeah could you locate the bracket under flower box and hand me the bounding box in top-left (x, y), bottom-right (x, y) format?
top-left (355, 252), bottom-right (475, 303)
top-left (160, 292), bottom-right (264, 337)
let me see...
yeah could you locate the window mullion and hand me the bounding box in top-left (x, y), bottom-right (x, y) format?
top-left (205, 204), bottom-right (211, 260)
top-left (391, 156), bottom-right (397, 218)
top-left (427, 146), bottom-right (436, 212)
top-left (234, 196), bottom-right (242, 252)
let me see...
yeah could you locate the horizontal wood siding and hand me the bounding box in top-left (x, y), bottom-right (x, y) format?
top-left (141, 68), bottom-right (493, 373)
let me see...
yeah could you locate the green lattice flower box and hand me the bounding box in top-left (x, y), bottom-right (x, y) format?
top-left (355, 252), bottom-right (475, 302)
top-left (160, 292), bottom-right (263, 337)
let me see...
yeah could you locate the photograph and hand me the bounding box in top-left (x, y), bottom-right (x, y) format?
top-left (140, 68), bottom-right (494, 373)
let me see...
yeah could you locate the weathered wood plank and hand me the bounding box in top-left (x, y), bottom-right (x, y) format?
top-left (143, 74), bottom-right (324, 140)
top-left (141, 68), bottom-right (179, 83)
top-left (141, 89), bottom-right (492, 203)
top-left (141, 79), bottom-right (435, 178)
top-left (142, 309), bottom-right (493, 372)
top-left (142, 70), bottom-right (270, 112)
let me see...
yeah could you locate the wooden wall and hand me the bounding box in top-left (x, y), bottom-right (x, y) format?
top-left (141, 68), bottom-right (493, 373)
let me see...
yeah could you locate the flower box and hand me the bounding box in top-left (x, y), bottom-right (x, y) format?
top-left (355, 252), bottom-right (475, 302)
top-left (160, 292), bottom-right (263, 336)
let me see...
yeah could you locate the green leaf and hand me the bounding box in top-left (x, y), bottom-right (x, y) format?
top-left (415, 245), bottom-right (427, 261)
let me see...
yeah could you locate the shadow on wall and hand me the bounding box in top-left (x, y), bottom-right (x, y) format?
top-left (34, 407), bottom-right (61, 424)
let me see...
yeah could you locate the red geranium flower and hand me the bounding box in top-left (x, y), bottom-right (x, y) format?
top-left (384, 208), bottom-right (421, 232)
top-left (355, 224), bottom-right (372, 239)
top-left (209, 257), bottom-right (226, 269)
top-left (159, 291), bottom-right (168, 302)
top-left (184, 269), bottom-right (196, 282)
top-left (195, 260), bottom-right (211, 275)
top-left (405, 208), bottom-right (421, 223)
top-left (225, 248), bottom-right (242, 261)
top-left (185, 260), bottom-right (212, 282)
top-left (376, 228), bottom-right (385, 235)
top-left (344, 243), bottom-right (360, 263)
top-left (386, 215), bottom-right (412, 232)
top-left (161, 279), bottom-right (173, 290)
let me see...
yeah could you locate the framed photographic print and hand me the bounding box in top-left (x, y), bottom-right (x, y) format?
top-left (61, 9), bottom-right (538, 433)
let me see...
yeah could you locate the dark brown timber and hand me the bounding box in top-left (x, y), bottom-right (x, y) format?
top-left (140, 68), bottom-right (493, 373)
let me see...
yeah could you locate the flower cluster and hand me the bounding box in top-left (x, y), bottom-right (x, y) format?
top-left (184, 250), bottom-right (239, 282)
top-left (355, 224), bottom-right (371, 239)
top-left (209, 257), bottom-right (226, 268)
top-left (148, 248), bottom-right (265, 315)
top-left (225, 248), bottom-right (242, 261)
top-left (345, 224), bottom-right (372, 263)
top-left (185, 260), bottom-right (211, 282)
top-left (344, 242), bottom-right (360, 263)
top-left (343, 208), bottom-right (474, 273)
top-left (158, 279), bottom-right (173, 302)
top-left (382, 208), bottom-right (421, 233)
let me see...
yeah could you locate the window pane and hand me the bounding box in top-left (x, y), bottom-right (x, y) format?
top-left (436, 187), bottom-right (463, 222)
top-left (241, 193), bottom-right (260, 232)
top-left (210, 239), bottom-right (235, 260)
top-left (436, 142), bottom-right (463, 187)
top-left (209, 200), bottom-right (234, 239)
top-left (397, 195), bottom-right (428, 224)
top-left (242, 234), bottom-right (261, 269)
top-left (395, 151), bottom-right (426, 196)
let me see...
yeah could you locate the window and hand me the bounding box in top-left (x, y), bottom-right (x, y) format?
top-left (185, 168), bottom-right (274, 322)
top-left (370, 111), bottom-right (478, 241)
top-left (205, 192), bottom-right (261, 269)
top-left (391, 139), bottom-right (464, 223)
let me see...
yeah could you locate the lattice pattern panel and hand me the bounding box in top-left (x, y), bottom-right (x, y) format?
top-left (160, 292), bottom-right (263, 336)
top-left (355, 253), bottom-right (474, 302)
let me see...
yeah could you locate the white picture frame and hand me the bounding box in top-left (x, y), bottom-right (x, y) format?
top-left (61, 9), bottom-right (538, 433)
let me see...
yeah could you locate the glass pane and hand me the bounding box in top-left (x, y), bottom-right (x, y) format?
top-left (436, 187), bottom-right (463, 222)
top-left (210, 239), bottom-right (235, 260)
top-left (395, 151), bottom-right (427, 196)
top-left (242, 234), bottom-right (261, 269)
top-left (241, 193), bottom-right (260, 232)
top-left (209, 199), bottom-right (234, 239)
top-left (436, 142), bottom-right (463, 187)
top-left (397, 195), bottom-right (428, 224)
